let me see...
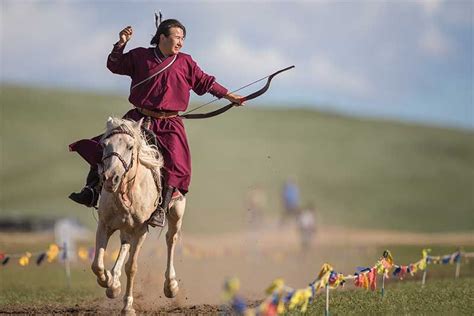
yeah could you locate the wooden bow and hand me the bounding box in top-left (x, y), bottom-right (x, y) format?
top-left (180, 65), bottom-right (295, 119)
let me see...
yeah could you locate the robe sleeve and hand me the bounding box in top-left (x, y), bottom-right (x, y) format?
top-left (188, 57), bottom-right (228, 98)
top-left (106, 42), bottom-right (134, 76)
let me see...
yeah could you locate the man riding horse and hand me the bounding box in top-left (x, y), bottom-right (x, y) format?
top-left (69, 17), bottom-right (244, 227)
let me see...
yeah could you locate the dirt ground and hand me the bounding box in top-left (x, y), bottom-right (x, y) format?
top-left (1, 222), bottom-right (473, 314)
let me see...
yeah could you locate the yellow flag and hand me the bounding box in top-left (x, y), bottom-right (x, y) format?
top-left (418, 249), bottom-right (431, 270)
top-left (223, 277), bottom-right (240, 301)
top-left (277, 299), bottom-right (286, 314)
top-left (78, 247), bottom-right (89, 261)
top-left (266, 278), bottom-right (284, 295)
top-left (300, 288), bottom-right (312, 312)
top-left (289, 288), bottom-right (312, 312)
top-left (384, 250), bottom-right (394, 265)
top-left (318, 263), bottom-right (333, 280)
top-left (330, 273), bottom-right (345, 288)
top-left (19, 252), bottom-right (32, 266)
top-left (46, 244), bottom-right (60, 262)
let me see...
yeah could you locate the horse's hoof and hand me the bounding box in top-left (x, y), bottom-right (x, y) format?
top-left (106, 285), bottom-right (121, 299)
top-left (97, 277), bottom-right (107, 288)
top-left (121, 308), bottom-right (136, 316)
top-left (97, 275), bottom-right (110, 288)
top-left (164, 279), bottom-right (179, 298)
top-left (98, 270), bottom-right (113, 288)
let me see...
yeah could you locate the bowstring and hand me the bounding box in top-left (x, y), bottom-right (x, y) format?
top-left (181, 74), bottom-right (271, 116)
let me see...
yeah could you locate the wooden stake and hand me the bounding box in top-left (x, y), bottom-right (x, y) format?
top-left (455, 259), bottom-right (461, 279)
top-left (421, 267), bottom-right (427, 288)
top-left (381, 273), bottom-right (386, 298)
top-left (63, 242), bottom-right (71, 288)
top-left (325, 284), bottom-right (329, 316)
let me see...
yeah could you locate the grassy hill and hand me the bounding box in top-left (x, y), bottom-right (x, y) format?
top-left (1, 85), bottom-right (473, 233)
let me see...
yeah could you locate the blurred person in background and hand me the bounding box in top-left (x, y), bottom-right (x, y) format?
top-left (280, 177), bottom-right (301, 225)
top-left (69, 18), bottom-right (243, 228)
top-left (244, 184), bottom-right (267, 258)
top-left (297, 203), bottom-right (317, 251)
top-left (245, 185), bottom-right (266, 230)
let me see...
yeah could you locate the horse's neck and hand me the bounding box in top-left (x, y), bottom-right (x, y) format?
top-left (118, 160), bottom-right (159, 212)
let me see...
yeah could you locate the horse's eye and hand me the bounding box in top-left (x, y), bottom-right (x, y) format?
top-left (127, 145), bottom-right (133, 150)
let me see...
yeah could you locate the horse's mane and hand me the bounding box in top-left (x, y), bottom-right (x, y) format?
top-left (103, 117), bottom-right (164, 186)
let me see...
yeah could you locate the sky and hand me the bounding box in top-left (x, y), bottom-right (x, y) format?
top-left (1, 0), bottom-right (473, 129)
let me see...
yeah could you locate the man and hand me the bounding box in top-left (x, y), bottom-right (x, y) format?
top-left (280, 177), bottom-right (300, 225)
top-left (69, 19), bottom-right (243, 227)
top-left (297, 203), bottom-right (317, 251)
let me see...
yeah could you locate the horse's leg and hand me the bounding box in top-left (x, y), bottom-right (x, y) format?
top-left (106, 233), bottom-right (131, 299)
top-left (164, 197), bottom-right (186, 298)
top-left (91, 223), bottom-right (114, 288)
top-left (122, 230), bottom-right (146, 316)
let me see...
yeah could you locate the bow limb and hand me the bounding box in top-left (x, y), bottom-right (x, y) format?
top-left (179, 103), bottom-right (234, 119)
top-left (180, 65), bottom-right (295, 119)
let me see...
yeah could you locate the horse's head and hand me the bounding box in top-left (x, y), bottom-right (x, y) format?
top-left (100, 117), bottom-right (142, 193)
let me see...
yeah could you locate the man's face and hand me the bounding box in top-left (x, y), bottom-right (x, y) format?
top-left (159, 27), bottom-right (184, 56)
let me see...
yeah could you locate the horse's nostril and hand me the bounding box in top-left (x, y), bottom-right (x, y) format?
top-left (113, 174), bottom-right (120, 185)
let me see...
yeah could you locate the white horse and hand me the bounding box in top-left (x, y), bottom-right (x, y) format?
top-left (91, 117), bottom-right (186, 315)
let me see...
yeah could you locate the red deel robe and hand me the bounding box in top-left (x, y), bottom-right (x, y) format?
top-left (69, 43), bottom-right (229, 193)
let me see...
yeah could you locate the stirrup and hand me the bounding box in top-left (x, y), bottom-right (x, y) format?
top-left (148, 208), bottom-right (166, 228)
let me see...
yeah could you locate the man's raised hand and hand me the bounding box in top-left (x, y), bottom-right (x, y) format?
top-left (119, 26), bottom-right (133, 45)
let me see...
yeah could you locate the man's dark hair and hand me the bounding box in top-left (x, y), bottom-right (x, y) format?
top-left (150, 19), bottom-right (186, 46)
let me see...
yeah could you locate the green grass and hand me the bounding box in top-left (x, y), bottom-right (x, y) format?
top-left (1, 240), bottom-right (473, 313)
top-left (280, 245), bottom-right (474, 314)
top-left (263, 245), bottom-right (474, 315)
top-left (291, 278), bottom-right (474, 315)
top-left (0, 239), bottom-right (102, 309)
top-left (1, 85), bottom-right (473, 233)
top-left (0, 264), bottom-right (101, 308)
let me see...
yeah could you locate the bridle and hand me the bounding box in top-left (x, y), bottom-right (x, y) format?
top-left (100, 126), bottom-right (159, 208)
top-left (101, 128), bottom-right (136, 181)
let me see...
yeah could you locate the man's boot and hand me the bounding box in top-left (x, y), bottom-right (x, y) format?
top-left (148, 185), bottom-right (174, 228)
top-left (69, 167), bottom-right (100, 208)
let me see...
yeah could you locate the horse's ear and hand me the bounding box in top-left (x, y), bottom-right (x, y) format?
top-left (135, 118), bottom-right (144, 130)
top-left (106, 117), bottom-right (114, 129)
